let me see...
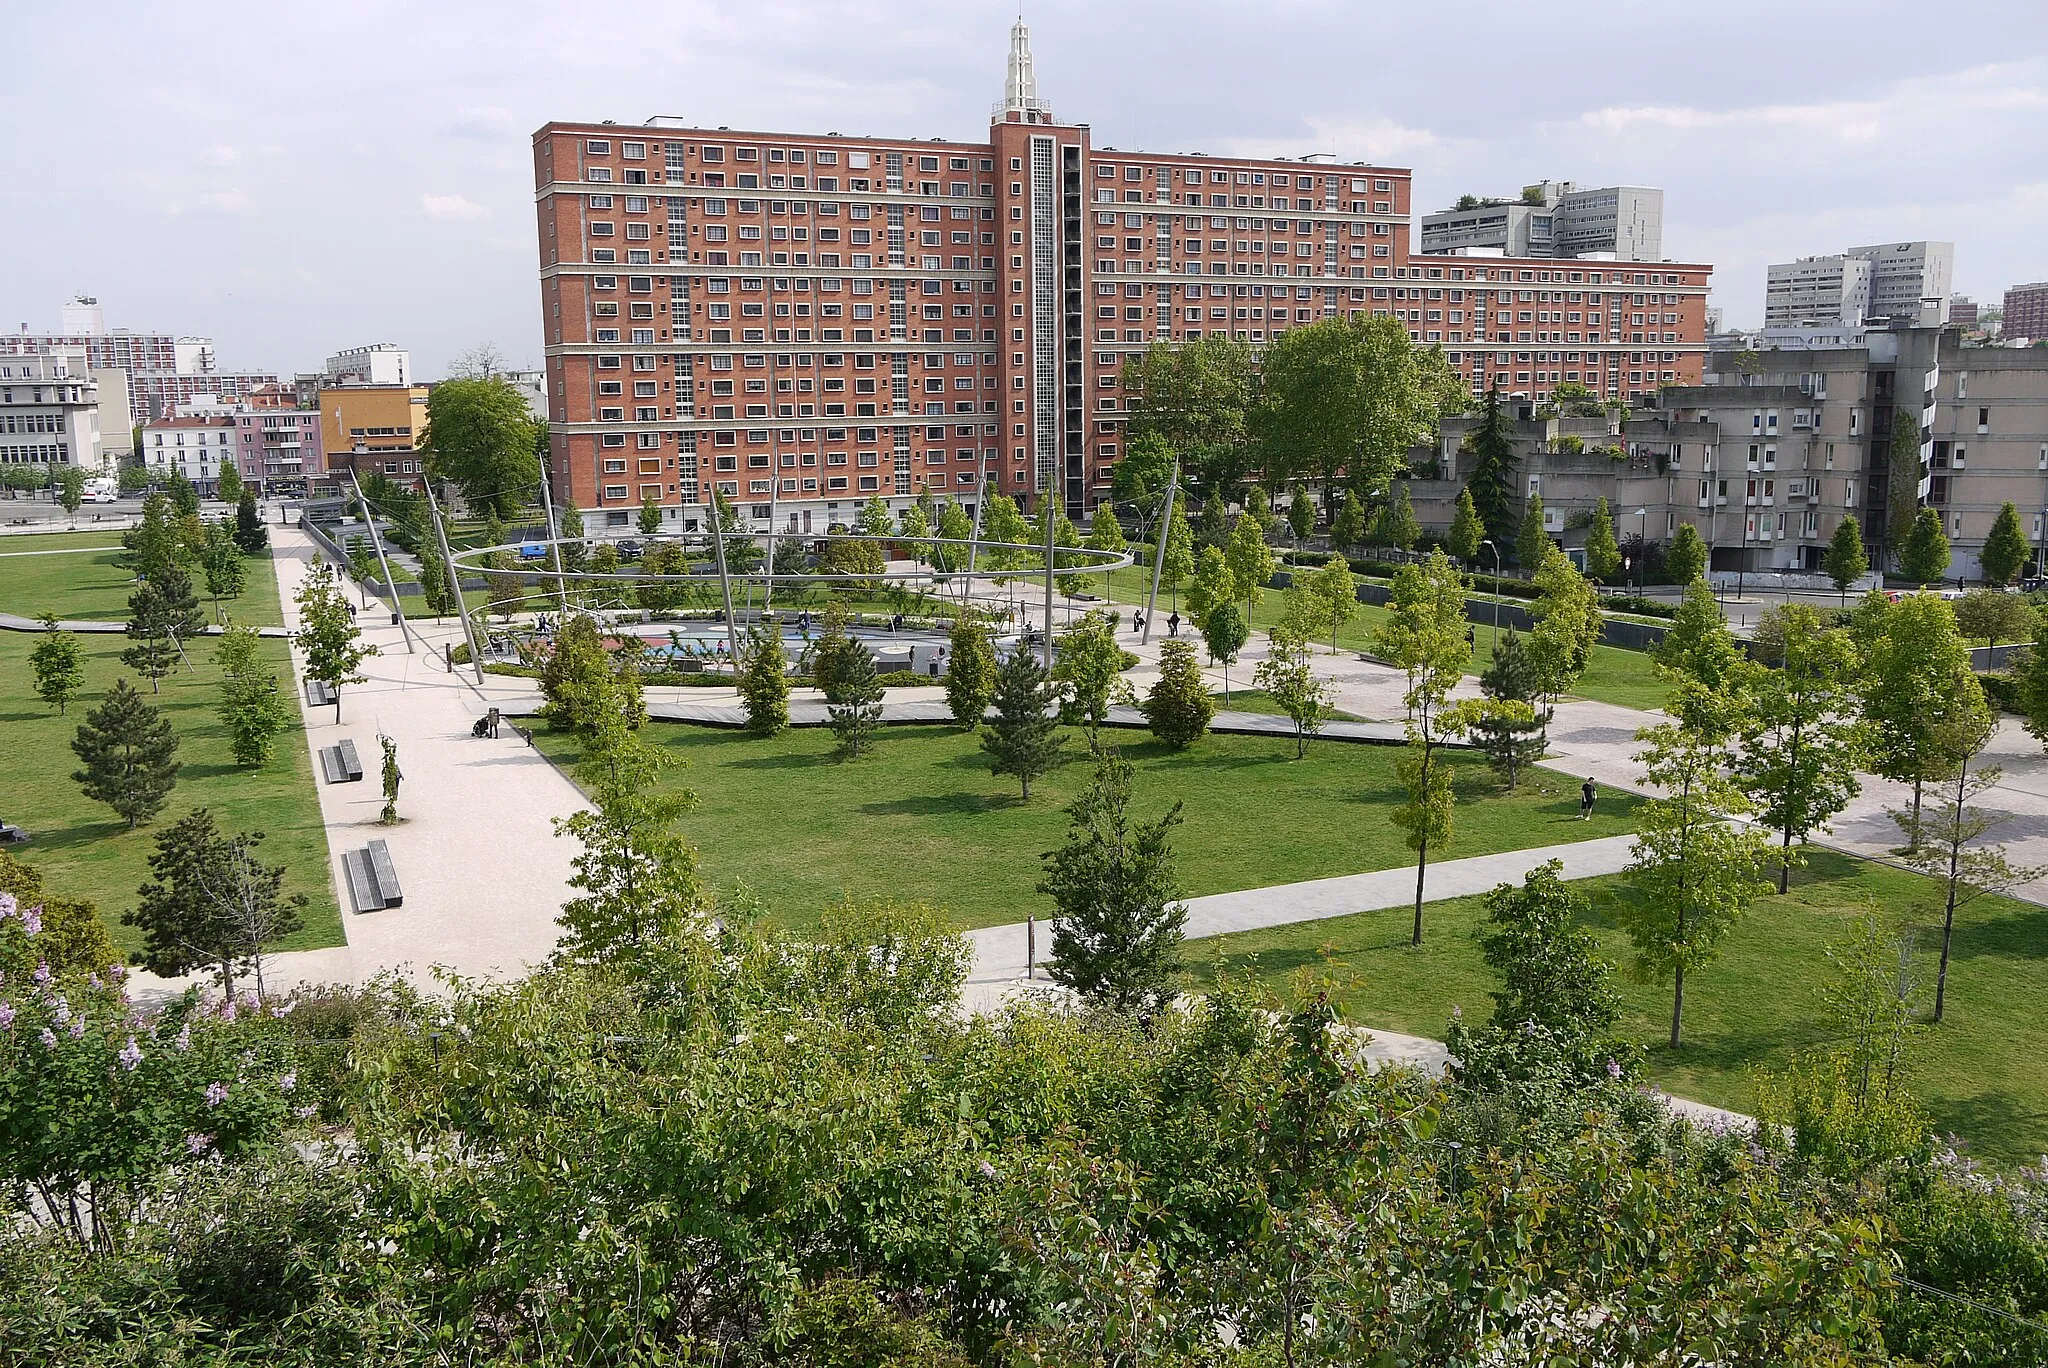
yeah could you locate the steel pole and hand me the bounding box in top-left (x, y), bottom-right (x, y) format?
top-left (349, 472), bottom-right (416, 654)
top-left (535, 470), bottom-right (571, 620)
top-left (422, 481), bottom-right (484, 684)
top-left (1041, 492), bottom-right (1056, 671)
top-left (707, 496), bottom-right (741, 671)
top-left (1141, 458), bottom-right (1180, 646)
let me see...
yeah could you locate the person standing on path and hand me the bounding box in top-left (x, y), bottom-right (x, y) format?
top-left (1580, 777), bottom-right (1597, 820)
top-left (1167, 610), bottom-right (1180, 638)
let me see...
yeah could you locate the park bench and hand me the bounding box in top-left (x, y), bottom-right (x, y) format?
top-left (304, 678), bottom-right (337, 707)
top-left (342, 838), bottom-right (403, 912)
top-left (317, 738), bottom-right (365, 784)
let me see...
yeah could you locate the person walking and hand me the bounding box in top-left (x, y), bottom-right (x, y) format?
top-left (1167, 610), bottom-right (1180, 638)
top-left (1579, 777), bottom-right (1597, 821)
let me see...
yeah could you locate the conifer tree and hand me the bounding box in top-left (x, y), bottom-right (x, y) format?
top-left (827, 639), bottom-right (883, 759)
top-left (1447, 487), bottom-right (1485, 563)
top-left (1330, 489), bottom-right (1366, 552)
top-left (30, 613), bottom-right (85, 715)
top-left (1516, 491), bottom-right (1549, 569)
top-left (1474, 627), bottom-right (1551, 789)
top-left (737, 624), bottom-right (790, 737)
top-left (944, 617), bottom-right (997, 727)
top-left (71, 679), bottom-right (181, 827)
top-left (1978, 500), bottom-right (2029, 587)
top-left (1142, 639), bottom-right (1213, 748)
top-left (1286, 483), bottom-right (1315, 542)
top-left (122, 581), bottom-right (181, 693)
top-left (981, 642), bottom-right (1065, 797)
top-left (1378, 482), bottom-right (1420, 552)
top-left (126, 809), bottom-right (304, 996)
top-left (233, 489), bottom-right (268, 554)
top-left (1821, 514), bottom-right (1866, 602)
top-left (1665, 522), bottom-right (1708, 587)
top-left (1583, 497), bottom-right (1623, 584)
top-left (1460, 386), bottom-right (1520, 539)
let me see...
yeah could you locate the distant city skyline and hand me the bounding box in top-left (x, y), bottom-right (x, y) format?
top-left (5, 1), bottom-right (2045, 378)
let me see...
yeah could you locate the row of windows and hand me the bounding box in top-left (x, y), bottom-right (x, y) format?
top-left (1093, 164), bottom-right (1392, 192)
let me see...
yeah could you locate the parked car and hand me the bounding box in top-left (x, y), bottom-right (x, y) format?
top-left (616, 539), bottom-right (643, 560)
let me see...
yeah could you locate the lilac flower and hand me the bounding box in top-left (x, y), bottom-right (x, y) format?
top-left (86, 973), bottom-right (102, 991)
top-left (32, 961), bottom-right (51, 986)
top-left (39, 1028), bottom-right (57, 1048)
top-left (293, 1103), bottom-right (319, 1121)
top-left (20, 908), bottom-right (39, 937)
top-left (109, 964), bottom-right (126, 980)
top-left (217, 998), bottom-right (237, 1023)
top-left (277, 1072), bottom-right (297, 1093)
top-left (173, 1023), bottom-right (192, 1052)
top-left (977, 1159), bottom-right (997, 1179)
top-left (0, 891), bottom-right (14, 920)
top-left (49, 995), bottom-right (70, 1026)
top-left (0, 1002), bottom-right (13, 1030)
top-left (118, 1037), bottom-right (143, 1071)
top-left (1606, 1059), bottom-right (1623, 1081)
top-left (66, 1016), bottom-right (85, 1039)
top-left (184, 1133), bottom-right (213, 1156)
top-left (204, 1081), bottom-right (229, 1107)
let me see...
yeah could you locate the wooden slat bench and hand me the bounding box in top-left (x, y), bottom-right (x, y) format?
top-left (342, 838), bottom-right (404, 912)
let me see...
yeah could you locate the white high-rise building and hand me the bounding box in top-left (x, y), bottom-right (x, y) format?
top-left (324, 343), bottom-right (412, 386)
top-left (0, 351), bottom-right (102, 471)
top-left (1764, 241), bottom-right (1954, 329)
top-left (1845, 241), bottom-right (1954, 325)
top-left (1420, 180), bottom-right (1664, 261)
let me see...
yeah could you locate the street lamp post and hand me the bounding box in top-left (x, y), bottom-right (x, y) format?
top-left (1634, 507), bottom-right (1648, 592)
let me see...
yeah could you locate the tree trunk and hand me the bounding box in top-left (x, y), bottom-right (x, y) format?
top-left (1411, 838), bottom-right (1428, 946)
top-left (334, 694), bottom-right (343, 724)
top-left (1780, 825), bottom-right (1795, 894)
top-left (1908, 778), bottom-right (1924, 851)
top-left (1669, 963), bottom-right (1686, 1048)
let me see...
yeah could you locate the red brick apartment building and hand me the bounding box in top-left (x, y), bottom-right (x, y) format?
top-left (533, 20), bottom-right (1711, 528)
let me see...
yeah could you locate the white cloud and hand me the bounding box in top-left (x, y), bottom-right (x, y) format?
top-left (201, 144), bottom-right (241, 167)
top-left (167, 189), bottom-right (254, 215)
top-left (421, 193), bottom-right (489, 221)
top-left (449, 106), bottom-right (516, 139)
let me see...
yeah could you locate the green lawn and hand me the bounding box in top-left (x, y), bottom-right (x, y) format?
top-left (0, 535), bottom-right (284, 628)
top-left (1095, 566), bottom-right (1673, 713)
top-left (1191, 849), bottom-right (2048, 1166)
top-left (1202, 686), bottom-right (1368, 723)
top-left (0, 529), bottom-right (130, 552)
top-left (0, 558), bottom-right (338, 955)
top-left (536, 722), bottom-right (1640, 933)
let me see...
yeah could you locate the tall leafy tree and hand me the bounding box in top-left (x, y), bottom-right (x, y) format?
top-left (1655, 578), bottom-right (1754, 740)
top-left (1307, 553), bottom-right (1357, 655)
top-left (1223, 509), bottom-right (1276, 605)
top-left (1978, 501), bottom-right (2029, 587)
top-left (736, 625), bottom-right (790, 737)
top-left (1118, 335), bottom-right (1257, 494)
top-left (1474, 627), bottom-right (1551, 790)
top-left (1898, 506), bottom-right (1950, 586)
top-left (1195, 489), bottom-right (1229, 549)
top-left (1377, 482), bottom-right (1420, 552)
top-left (1446, 487), bottom-right (1484, 563)
top-left (981, 642), bottom-right (1066, 798)
top-left (1582, 497), bottom-right (1622, 584)
top-left (1109, 430), bottom-right (1176, 523)
top-left (1201, 601), bottom-right (1249, 702)
top-left (71, 679), bottom-right (180, 827)
top-left (1252, 316), bottom-right (1460, 510)
top-left (125, 810), bottom-right (304, 998)
top-left (1041, 742), bottom-right (1188, 1015)
top-left (943, 618), bottom-right (996, 727)
top-left (30, 613), bottom-right (85, 715)
top-left (292, 561), bottom-right (377, 722)
top-left (1527, 543), bottom-right (1602, 702)
top-left (1822, 515), bottom-right (1866, 602)
top-left (556, 498), bottom-right (587, 572)
top-left (422, 376), bottom-right (541, 518)
top-left (1952, 588), bottom-right (2033, 651)
top-left (1051, 610), bottom-right (1126, 728)
top-left (1142, 639), bottom-right (1213, 748)
top-left (1459, 386), bottom-right (1520, 539)
top-left (415, 536), bottom-right (458, 618)
top-left (1252, 621), bottom-right (1331, 757)
top-left (1286, 483), bottom-right (1315, 542)
top-left (933, 499), bottom-right (974, 576)
top-left (55, 465), bottom-right (85, 525)
top-left (1861, 593), bottom-right (1974, 846)
top-left (1184, 546), bottom-right (1235, 629)
top-left (553, 729), bottom-right (704, 968)
top-left (1665, 522), bottom-right (1708, 587)
top-left (1735, 605), bottom-right (1864, 891)
top-left (1622, 719), bottom-right (1774, 1048)
top-left (1515, 491), bottom-right (1550, 570)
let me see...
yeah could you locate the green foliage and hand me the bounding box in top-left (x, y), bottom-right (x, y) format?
top-left (1582, 496), bottom-right (1622, 583)
top-left (1109, 430), bottom-right (1176, 515)
top-left (554, 498), bottom-right (586, 572)
top-left (1286, 482), bottom-right (1315, 541)
top-left (1051, 609), bottom-right (1126, 727)
top-left (736, 624), bottom-right (790, 736)
top-left (826, 640), bottom-right (883, 759)
top-left (1474, 627), bottom-right (1552, 788)
top-left (1515, 491), bottom-right (1549, 568)
top-left (414, 535), bottom-right (457, 617)
top-left (1195, 488), bottom-right (1228, 548)
top-left (1200, 601), bottom-right (1248, 700)
top-left (379, 734), bottom-right (400, 824)
top-left (1330, 488), bottom-right (1366, 551)
top-left (1376, 481), bottom-right (1420, 551)
top-left (0, 852), bottom-right (119, 982)
top-left (1899, 506), bottom-right (1951, 585)
top-left (1860, 593), bottom-right (1975, 824)
top-left (165, 471), bottom-right (199, 517)
top-left (1978, 500), bottom-right (2030, 586)
top-left (54, 464), bottom-right (86, 519)
top-left (1527, 543), bottom-right (1602, 700)
top-left (1252, 622), bottom-right (1330, 757)
top-left (552, 764), bottom-right (704, 967)
top-left (200, 519), bottom-right (246, 612)
top-left (233, 490), bottom-right (267, 554)
top-left (1374, 550), bottom-right (1470, 717)
top-left (1306, 552), bottom-right (1357, 654)
top-left (1952, 586), bottom-right (2033, 649)
top-left (1159, 498), bottom-right (1196, 602)
top-left (1222, 508), bottom-right (1276, 604)
top-left (126, 809), bottom-right (305, 993)
top-left (1459, 387), bottom-right (1520, 539)
top-left (1040, 742), bottom-right (1188, 1015)
top-left (637, 491), bottom-right (662, 535)
top-left (1447, 486), bottom-right (1485, 562)
top-left (1120, 334), bottom-right (1256, 482)
top-left (1735, 605), bottom-right (1863, 890)
top-left (1665, 521), bottom-right (1708, 586)
top-left (70, 678), bottom-right (180, 828)
top-left (422, 376), bottom-right (541, 518)
top-left (29, 614), bottom-right (85, 715)
top-left (1655, 578), bottom-right (1753, 739)
top-left (980, 642), bottom-right (1065, 797)
top-left (123, 562), bottom-right (203, 693)
top-left (943, 617), bottom-right (996, 727)
top-left (291, 562), bottom-right (375, 720)
top-left (216, 628), bottom-right (293, 767)
top-left (1142, 639), bottom-right (1213, 749)
top-left (810, 600), bottom-right (852, 698)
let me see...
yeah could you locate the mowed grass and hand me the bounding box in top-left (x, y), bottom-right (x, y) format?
top-left (0, 532), bottom-right (284, 627)
top-left (0, 528), bottom-right (131, 552)
top-left (1096, 565), bottom-right (1673, 713)
top-left (535, 721), bottom-right (1641, 933)
top-left (1191, 848), bottom-right (2048, 1166)
top-left (0, 557), bottom-right (337, 954)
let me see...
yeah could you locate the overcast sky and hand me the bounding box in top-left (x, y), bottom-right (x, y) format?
top-left (6, 1), bottom-right (2045, 379)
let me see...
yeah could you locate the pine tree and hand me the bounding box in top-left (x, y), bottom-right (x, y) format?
top-left (1447, 487), bottom-right (1485, 562)
top-left (1286, 483), bottom-right (1315, 542)
top-left (125, 809), bottom-right (304, 995)
top-left (1822, 515), bottom-right (1867, 602)
top-left (981, 642), bottom-right (1066, 797)
top-left (1665, 522), bottom-right (1708, 587)
top-left (1040, 742), bottom-right (1188, 1015)
top-left (71, 679), bottom-right (181, 828)
top-left (1583, 497), bottom-right (1622, 583)
top-left (1460, 386), bottom-right (1520, 539)
top-left (1143, 639), bottom-right (1214, 748)
top-left (1979, 501), bottom-right (2029, 587)
top-left (29, 613), bottom-right (85, 715)
top-left (827, 640), bottom-right (883, 758)
top-left (1899, 506), bottom-right (1951, 585)
top-left (1330, 489), bottom-right (1366, 551)
top-left (233, 490), bottom-right (268, 554)
top-left (944, 618), bottom-right (997, 726)
top-left (1516, 491), bottom-right (1549, 570)
top-left (1474, 628), bottom-right (1552, 789)
top-left (737, 624), bottom-right (790, 736)
top-left (122, 581), bottom-right (181, 693)
top-left (1378, 483), bottom-right (1420, 552)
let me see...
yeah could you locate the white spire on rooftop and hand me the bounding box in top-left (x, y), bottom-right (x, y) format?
top-left (1000, 15), bottom-right (1053, 121)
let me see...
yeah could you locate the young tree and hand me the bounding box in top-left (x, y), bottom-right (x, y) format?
top-left (1253, 622), bottom-right (1331, 757)
top-left (1582, 497), bottom-right (1622, 584)
top-left (127, 492), bottom-right (182, 580)
top-left (121, 581), bottom-right (182, 694)
top-left (1158, 500), bottom-right (1196, 611)
top-left (216, 632), bottom-right (293, 767)
top-left (1861, 593), bottom-right (1974, 847)
top-left (1446, 487), bottom-right (1485, 563)
top-left (1734, 605), bottom-right (1864, 891)
top-left (1952, 587), bottom-right (2033, 651)
top-left (1473, 627), bottom-right (1551, 789)
top-left (556, 498), bottom-right (587, 573)
top-left (415, 538), bottom-right (458, 618)
top-left (1223, 509), bottom-right (1276, 605)
top-left (932, 500), bottom-right (973, 577)
top-left (165, 471), bottom-right (200, 518)
top-left (1184, 545), bottom-right (1235, 628)
top-left (1898, 506), bottom-right (1951, 586)
top-left (1665, 522), bottom-right (1709, 587)
top-left (1978, 501), bottom-right (2029, 587)
top-left (1822, 515), bottom-right (1867, 602)
top-left (897, 497), bottom-right (931, 553)
top-left (1196, 488), bottom-right (1229, 549)
top-left (421, 376), bottom-right (540, 518)
top-left (126, 810), bottom-right (306, 997)
top-left (981, 642), bottom-right (1066, 798)
top-left (737, 624), bottom-right (791, 737)
top-left (1527, 543), bottom-right (1602, 702)
top-left (293, 561), bottom-right (376, 722)
top-left (1041, 742), bottom-right (1188, 1015)
top-left (71, 679), bottom-right (180, 828)
top-left (1459, 387), bottom-right (1520, 543)
top-left (1888, 687), bottom-right (2040, 1022)
top-left (1052, 509), bottom-right (1088, 600)
top-left (56, 465), bottom-right (85, 525)
top-left (1375, 551), bottom-right (1477, 943)
top-left (1330, 489), bottom-right (1366, 552)
top-left (1515, 491), bottom-right (1549, 570)
top-left (29, 613), bottom-right (85, 715)
top-left (944, 618), bottom-right (997, 727)
top-left (1201, 601), bottom-right (1249, 702)
top-left (1084, 505), bottom-right (1128, 598)
top-left (827, 640), bottom-right (883, 759)
top-left (552, 745), bottom-right (704, 967)
top-left (233, 489), bottom-right (268, 555)
top-left (637, 492), bottom-right (663, 536)
top-left (1377, 482), bottom-right (1420, 553)
top-left (1307, 553), bottom-right (1356, 655)
top-left (200, 521), bottom-right (246, 619)
top-left (1142, 639), bottom-right (1214, 749)
top-left (379, 735), bottom-right (401, 824)
top-left (1655, 578), bottom-right (1753, 740)
top-left (214, 460), bottom-right (242, 509)
top-left (1286, 483), bottom-right (1315, 543)
top-left (1051, 610), bottom-right (1127, 728)
top-left (1621, 721), bottom-right (1774, 1047)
